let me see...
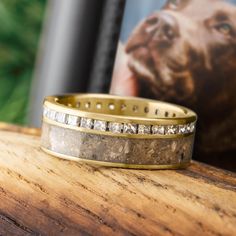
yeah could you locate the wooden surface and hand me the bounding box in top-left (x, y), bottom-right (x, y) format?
top-left (0, 127), bottom-right (236, 236)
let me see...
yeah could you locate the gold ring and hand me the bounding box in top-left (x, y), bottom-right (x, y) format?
top-left (41, 94), bottom-right (197, 169)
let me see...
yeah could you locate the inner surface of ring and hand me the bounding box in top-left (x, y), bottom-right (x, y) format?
top-left (57, 95), bottom-right (191, 119)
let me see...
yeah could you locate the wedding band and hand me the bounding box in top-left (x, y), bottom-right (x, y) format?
top-left (41, 94), bottom-right (197, 169)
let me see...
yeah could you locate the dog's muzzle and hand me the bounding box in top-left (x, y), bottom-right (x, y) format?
top-left (146, 12), bottom-right (179, 48)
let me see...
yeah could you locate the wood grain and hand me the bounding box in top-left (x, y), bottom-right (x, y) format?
top-left (0, 122), bottom-right (40, 136)
top-left (0, 129), bottom-right (235, 236)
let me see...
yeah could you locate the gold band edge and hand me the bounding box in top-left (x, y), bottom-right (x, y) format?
top-left (41, 147), bottom-right (191, 170)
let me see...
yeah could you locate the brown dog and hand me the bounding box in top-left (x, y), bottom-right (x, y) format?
top-left (111, 0), bottom-right (236, 169)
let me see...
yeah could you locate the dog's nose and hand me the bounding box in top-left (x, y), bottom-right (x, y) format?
top-left (146, 13), bottom-right (179, 46)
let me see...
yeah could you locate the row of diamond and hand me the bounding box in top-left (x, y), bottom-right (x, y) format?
top-left (43, 107), bottom-right (195, 135)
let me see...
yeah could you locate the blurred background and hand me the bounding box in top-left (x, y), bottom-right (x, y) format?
top-left (0, 0), bottom-right (46, 124)
top-left (0, 0), bottom-right (125, 126)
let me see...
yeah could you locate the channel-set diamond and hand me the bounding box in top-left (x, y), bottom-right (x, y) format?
top-left (80, 118), bottom-right (93, 129)
top-left (43, 106), bottom-right (196, 135)
top-left (94, 120), bottom-right (107, 131)
top-left (56, 112), bottom-right (66, 123)
top-left (43, 107), bottom-right (49, 117)
top-left (179, 124), bottom-right (187, 134)
top-left (166, 125), bottom-right (178, 135)
top-left (124, 123), bottom-right (137, 134)
top-left (108, 122), bottom-right (123, 133)
top-left (188, 123), bottom-right (195, 133)
top-left (152, 125), bottom-right (165, 135)
top-left (138, 125), bottom-right (151, 134)
top-left (67, 115), bottom-right (80, 126)
top-left (49, 110), bottom-right (56, 120)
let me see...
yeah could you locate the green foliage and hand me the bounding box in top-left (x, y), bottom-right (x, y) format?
top-left (0, 0), bottom-right (46, 124)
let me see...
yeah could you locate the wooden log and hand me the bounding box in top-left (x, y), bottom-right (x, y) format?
top-left (0, 128), bottom-right (236, 236)
top-left (0, 122), bottom-right (40, 136)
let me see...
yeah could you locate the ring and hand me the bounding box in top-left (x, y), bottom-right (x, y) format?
top-left (41, 94), bottom-right (197, 169)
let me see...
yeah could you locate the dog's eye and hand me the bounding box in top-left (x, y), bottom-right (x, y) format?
top-left (216, 23), bottom-right (233, 35)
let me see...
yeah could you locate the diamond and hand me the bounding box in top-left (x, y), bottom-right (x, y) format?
top-left (108, 122), bottom-right (123, 133)
top-left (94, 120), bottom-right (107, 131)
top-left (80, 118), bottom-right (93, 129)
top-left (178, 124), bottom-right (187, 134)
top-left (152, 125), bottom-right (165, 135)
top-left (187, 122), bottom-right (195, 133)
top-left (67, 115), bottom-right (80, 126)
top-left (166, 125), bottom-right (178, 135)
top-left (48, 110), bottom-right (56, 120)
top-left (191, 123), bottom-right (195, 132)
top-left (138, 125), bottom-right (151, 134)
top-left (55, 112), bottom-right (66, 123)
top-left (43, 107), bottom-right (49, 117)
top-left (124, 123), bottom-right (137, 134)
